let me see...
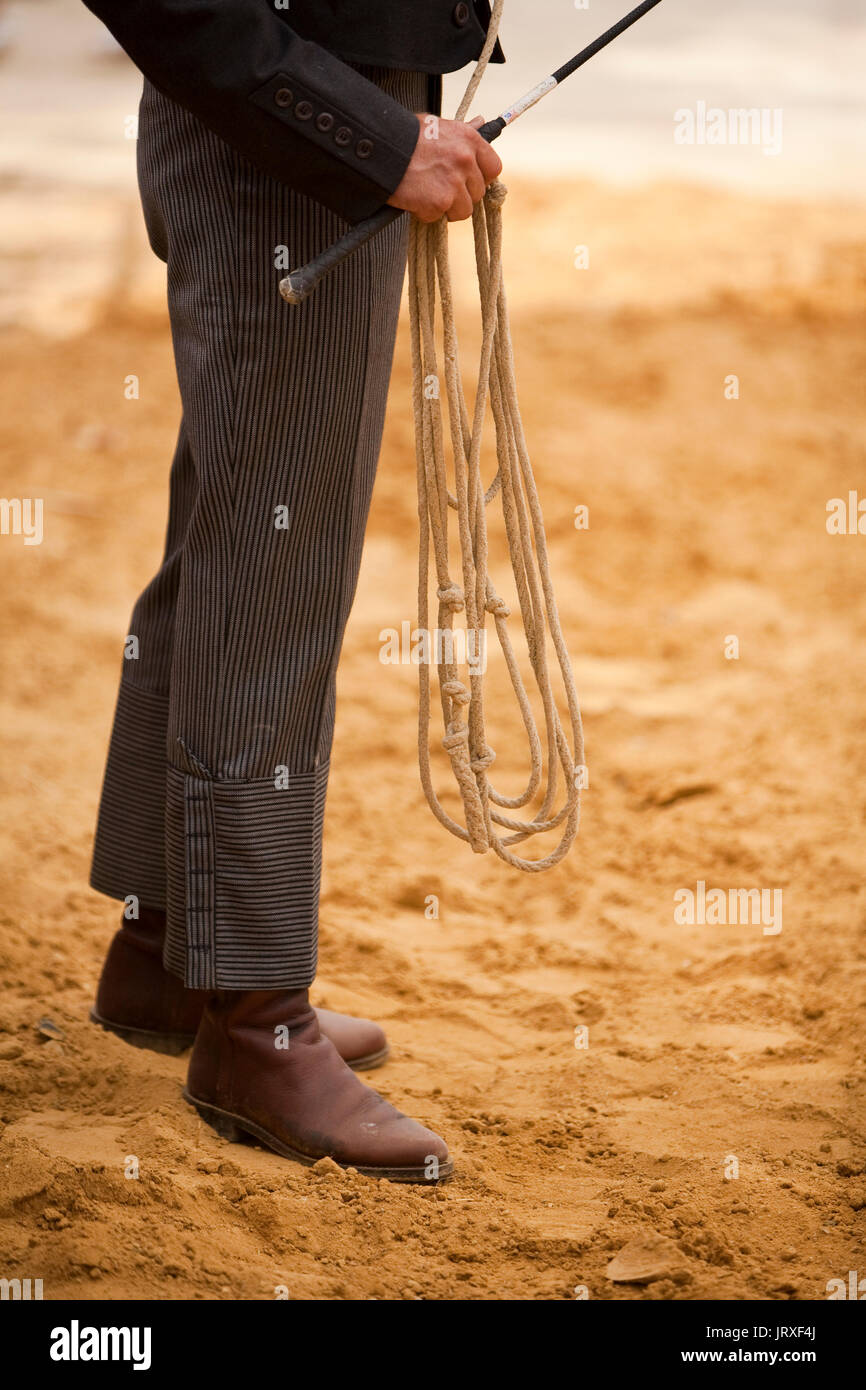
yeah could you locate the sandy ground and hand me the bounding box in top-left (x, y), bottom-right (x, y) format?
top-left (1, 172), bottom-right (865, 1301)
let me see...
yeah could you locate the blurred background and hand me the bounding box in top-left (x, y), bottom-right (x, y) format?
top-left (0, 0), bottom-right (864, 1302)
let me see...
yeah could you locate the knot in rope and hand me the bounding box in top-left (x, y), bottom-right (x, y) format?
top-left (485, 592), bottom-right (511, 619)
top-left (484, 178), bottom-right (508, 210)
top-left (437, 583), bottom-right (465, 613)
top-left (470, 746), bottom-right (497, 773)
top-left (441, 679), bottom-right (471, 707)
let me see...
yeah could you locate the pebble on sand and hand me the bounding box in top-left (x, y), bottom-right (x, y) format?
top-left (606, 1235), bottom-right (689, 1286)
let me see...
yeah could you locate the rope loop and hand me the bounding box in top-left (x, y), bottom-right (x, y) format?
top-left (408, 0), bottom-right (585, 871)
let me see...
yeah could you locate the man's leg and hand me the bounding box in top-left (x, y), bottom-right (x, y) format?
top-left (89, 73), bottom-right (450, 1177)
top-left (90, 74), bottom-right (401, 1059)
top-left (152, 74), bottom-right (447, 1179)
top-left (140, 73), bottom-right (414, 990)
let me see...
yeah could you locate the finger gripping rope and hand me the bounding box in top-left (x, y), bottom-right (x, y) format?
top-left (407, 1), bottom-right (585, 871)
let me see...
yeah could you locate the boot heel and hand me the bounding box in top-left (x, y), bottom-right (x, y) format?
top-left (183, 1090), bottom-right (244, 1143)
top-left (206, 1112), bottom-right (244, 1142)
top-left (90, 1009), bottom-right (195, 1057)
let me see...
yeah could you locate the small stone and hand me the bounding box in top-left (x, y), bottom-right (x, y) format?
top-left (311, 1156), bottom-right (343, 1178)
top-left (36, 1017), bottom-right (64, 1041)
top-left (606, 1235), bottom-right (689, 1286)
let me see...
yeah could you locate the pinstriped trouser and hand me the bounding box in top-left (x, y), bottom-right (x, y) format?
top-left (90, 68), bottom-right (429, 990)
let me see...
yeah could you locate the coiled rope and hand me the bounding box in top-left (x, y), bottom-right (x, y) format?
top-left (407, 0), bottom-right (585, 870)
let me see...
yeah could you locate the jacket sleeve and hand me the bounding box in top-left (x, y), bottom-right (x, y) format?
top-left (82, 0), bottom-right (422, 222)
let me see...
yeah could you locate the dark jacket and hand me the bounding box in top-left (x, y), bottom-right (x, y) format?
top-left (83, 1), bottom-right (503, 222)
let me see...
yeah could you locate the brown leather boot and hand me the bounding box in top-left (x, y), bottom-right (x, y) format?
top-left (184, 990), bottom-right (452, 1184)
top-left (91, 907), bottom-right (208, 1056)
top-left (91, 910), bottom-right (389, 1068)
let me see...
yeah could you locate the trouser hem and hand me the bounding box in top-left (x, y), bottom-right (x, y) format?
top-left (164, 763), bottom-right (327, 990)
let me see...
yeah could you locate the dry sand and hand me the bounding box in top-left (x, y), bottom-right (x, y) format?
top-left (0, 175), bottom-right (864, 1300)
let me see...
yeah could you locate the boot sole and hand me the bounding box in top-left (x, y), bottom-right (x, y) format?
top-left (90, 1008), bottom-right (193, 1057)
top-left (183, 1087), bottom-right (453, 1186)
top-left (90, 1011), bottom-right (390, 1072)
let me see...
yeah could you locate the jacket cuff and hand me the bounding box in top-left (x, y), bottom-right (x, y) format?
top-left (249, 67), bottom-right (419, 203)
